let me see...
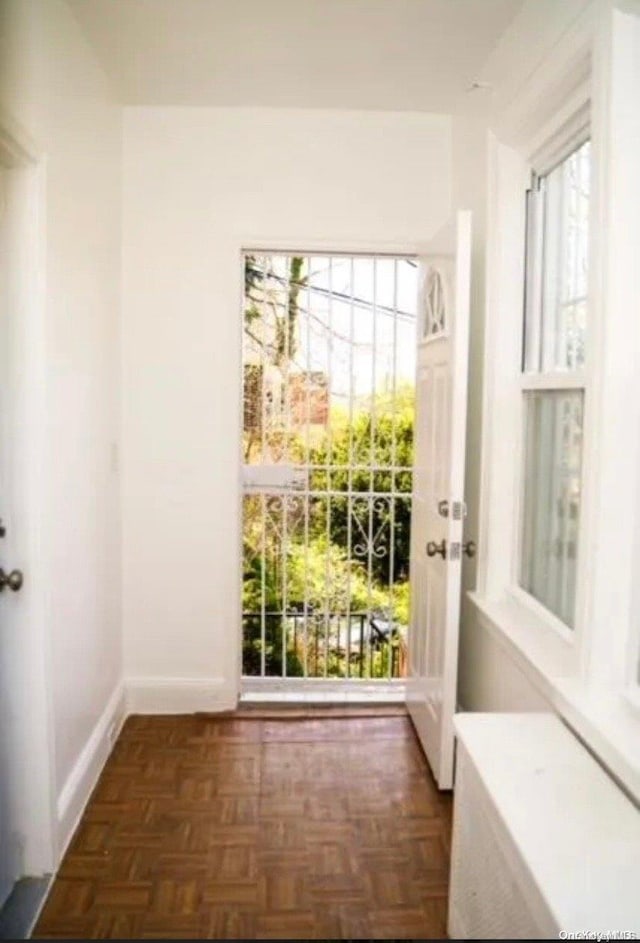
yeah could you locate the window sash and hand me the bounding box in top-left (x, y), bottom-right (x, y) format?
top-left (521, 372), bottom-right (585, 391)
top-left (518, 139), bottom-right (591, 631)
top-left (523, 140), bottom-right (591, 378)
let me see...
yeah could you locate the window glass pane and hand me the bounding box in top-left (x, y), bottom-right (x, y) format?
top-left (523, 140), bottom-right (590, 373)
top-left (519, 390), bottom-right (583, 627)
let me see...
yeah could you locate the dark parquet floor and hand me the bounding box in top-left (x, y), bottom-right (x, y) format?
top-left (34, 709), bottom-right (452, 939)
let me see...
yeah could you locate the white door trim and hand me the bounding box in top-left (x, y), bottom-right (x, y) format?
top-left (234, 239), bottom-right (428, 699)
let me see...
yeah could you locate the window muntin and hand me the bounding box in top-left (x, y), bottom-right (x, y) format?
top-left (519, 139), bottom-right (590, 628)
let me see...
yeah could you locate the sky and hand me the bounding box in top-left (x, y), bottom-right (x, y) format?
top-left (260, 254), bottom-right (418, 406)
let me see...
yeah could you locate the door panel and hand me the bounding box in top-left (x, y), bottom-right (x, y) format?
top-left (406, 211), bottom-right (472, 790)
top-left (0, 164), bottom-right (24, 907)
top-left (0, 159), bottom-right (53, 907)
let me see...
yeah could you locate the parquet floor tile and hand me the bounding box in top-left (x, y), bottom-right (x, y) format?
top-left (34, 709), bottom-right (452, 939)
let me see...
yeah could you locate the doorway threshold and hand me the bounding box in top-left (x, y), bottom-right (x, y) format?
top-left (240, 678), bottom-right (405, 705)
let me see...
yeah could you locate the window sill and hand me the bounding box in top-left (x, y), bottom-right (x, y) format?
top-left (468, 591), bottom-right (576, 693)
top-left (468, 591), bottom-right (640, 804)
top-left (552, 678), bottom-right (640, 802)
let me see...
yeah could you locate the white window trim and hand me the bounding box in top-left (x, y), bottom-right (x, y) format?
top-left (473, 1), bottom-right (640, 802)
top-left (514, 134), bottom-right (592, 638)
top-left (528, 102), bottom-right (590, 179)
top-left (475, 130), bottom-right (586, 679)
top-left (506, 585), bottom-right (575, 646)
top-left (519, 371), bottom-right (586, 391)
top-left (469, 595), bottom-right (640, 799)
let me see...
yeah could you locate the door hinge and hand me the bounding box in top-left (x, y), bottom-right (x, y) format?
top-left (451, 501), bottom-right (467, 521)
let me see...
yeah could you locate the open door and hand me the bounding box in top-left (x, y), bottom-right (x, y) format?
top-left (406, 210), bottom-right (472, 790)
top-left (0, 147), bottom-right (54, 919)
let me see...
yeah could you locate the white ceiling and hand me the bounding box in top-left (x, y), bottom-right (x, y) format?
top-left (68, 0), bottom-right (525, 112)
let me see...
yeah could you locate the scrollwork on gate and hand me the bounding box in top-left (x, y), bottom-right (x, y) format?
top-left (351, 496), bottom-right (390, 560)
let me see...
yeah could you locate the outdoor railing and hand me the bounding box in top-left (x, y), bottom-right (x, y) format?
top-left (242, 610), bottom-right (407, 680)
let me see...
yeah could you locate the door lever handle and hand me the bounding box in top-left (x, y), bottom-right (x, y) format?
top-left (0, 568), bottom-right (23, 592)
top-left (426, 539), bottom-right (447, 559)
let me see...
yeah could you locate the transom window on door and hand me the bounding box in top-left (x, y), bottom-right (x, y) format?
top-left (518, 138), bottom-right (591, 629)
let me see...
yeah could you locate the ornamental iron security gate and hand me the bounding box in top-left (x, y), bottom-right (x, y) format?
top-left (242, 253), bottom-right (417, 682)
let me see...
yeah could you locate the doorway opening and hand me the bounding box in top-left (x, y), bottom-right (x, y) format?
top-left (241, 252), bottom-right (418, 693)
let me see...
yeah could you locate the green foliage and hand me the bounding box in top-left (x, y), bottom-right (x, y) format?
top-left (243, 533), bottom-right (396, 616)
top-left (240, 288), bottom-right (415, 677)
top-left (308, 385), bottom-right (414, 584)
top-left (241, 617), bottom-right (304, 678)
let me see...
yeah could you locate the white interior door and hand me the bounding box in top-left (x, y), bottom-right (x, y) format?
top-left (0, 163), bottom-right (33, 908)
top-left (406, 210), bottom-right (471, 790)
top-left (0, 157), bottom-right (53, 907)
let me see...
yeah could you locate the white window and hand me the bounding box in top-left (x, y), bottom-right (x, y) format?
top-left (472, 5), bottom-right (640, 801)
top-left (518, 140), bottom-right (591, 629)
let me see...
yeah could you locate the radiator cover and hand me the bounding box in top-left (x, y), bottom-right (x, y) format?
top-left (448, 739), bottom-right (556, 939)
top-left (447, 713), bottom-right (640, 939)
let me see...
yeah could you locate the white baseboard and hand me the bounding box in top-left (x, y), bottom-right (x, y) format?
top-left (56, 682), bottom-right (126, 859)
top-left (126, 676), bottom-right (238, 714)
top-left (53, 676), bottom-right (237, 866)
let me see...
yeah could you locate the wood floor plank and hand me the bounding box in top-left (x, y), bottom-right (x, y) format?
top-left (34, 709), bottom-right (452, 939)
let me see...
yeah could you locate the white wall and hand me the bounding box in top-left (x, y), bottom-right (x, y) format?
top-left (0, 0), bottom-right (123, 855)
top-left (121, 106), bottom-right (452, 709)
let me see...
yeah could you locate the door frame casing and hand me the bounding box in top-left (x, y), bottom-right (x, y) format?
top-left (234, 235), bottom-right (426, 700)
top-left (0, 108), bottom-right (57, 879)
